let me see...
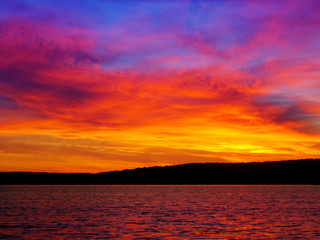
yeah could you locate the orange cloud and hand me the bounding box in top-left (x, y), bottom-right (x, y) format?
top-left (1, 1), bottom-right (319, 172)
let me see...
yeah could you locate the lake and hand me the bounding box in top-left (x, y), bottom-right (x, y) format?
top-left (0, 185), bottom-right (319, 239)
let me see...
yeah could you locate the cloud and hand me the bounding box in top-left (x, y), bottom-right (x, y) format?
top-left (0, 95), bottom-right (19, 110)
top-left (250, 94), bottom-right (320, 133)
top-left (1, 0), bottom-right (320, 171)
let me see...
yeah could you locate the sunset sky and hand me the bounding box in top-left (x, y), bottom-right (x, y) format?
top-left (0, 0), bottom-right (319, 172)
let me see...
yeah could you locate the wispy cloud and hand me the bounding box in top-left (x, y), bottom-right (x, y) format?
top-left (0, 0), bottom-right (319, 172)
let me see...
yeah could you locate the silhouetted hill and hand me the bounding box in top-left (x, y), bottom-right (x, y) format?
top-left (1, 159), bottom-right (319, 185)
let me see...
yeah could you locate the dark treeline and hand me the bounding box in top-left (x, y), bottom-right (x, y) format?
top-left (1, 159), bottom-right (319, 185)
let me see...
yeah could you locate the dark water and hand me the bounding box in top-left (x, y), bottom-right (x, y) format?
top-left (0, 185), bottom-right (319, 239)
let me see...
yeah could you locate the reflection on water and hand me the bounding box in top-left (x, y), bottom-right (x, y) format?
top-left (0, 185), bottom-right (319, 239)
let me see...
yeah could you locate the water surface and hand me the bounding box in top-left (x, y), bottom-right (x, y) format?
top-left (0, 185), bottom-right (319, 239)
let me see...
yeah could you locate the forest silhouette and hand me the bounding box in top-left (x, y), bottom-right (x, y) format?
top-left (1, 159), bottom-right (319, 185)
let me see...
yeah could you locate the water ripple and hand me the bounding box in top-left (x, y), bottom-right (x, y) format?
top-left (0, 185), bottom-right (319, 239)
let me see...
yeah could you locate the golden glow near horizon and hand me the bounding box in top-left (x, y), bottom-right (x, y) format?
top-left (1, 1), bottom-right (320, 172)
top-left (0, 120), bottom-right (319, 172)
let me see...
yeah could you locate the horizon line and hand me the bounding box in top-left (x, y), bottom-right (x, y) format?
top-left (1, 158), bottom-right (319, 174)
